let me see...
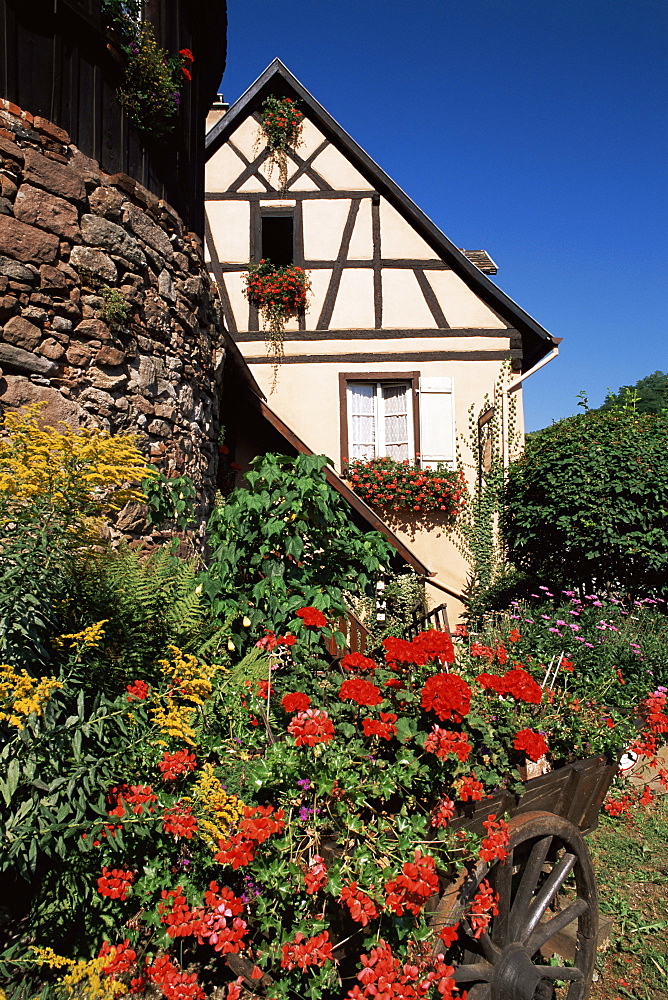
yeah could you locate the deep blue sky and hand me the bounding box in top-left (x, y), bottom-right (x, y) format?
top-left (221, 0), bottom-right (667, 431)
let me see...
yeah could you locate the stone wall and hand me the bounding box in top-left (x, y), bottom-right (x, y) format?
top-left (0, 100), bottom-right (225, 527)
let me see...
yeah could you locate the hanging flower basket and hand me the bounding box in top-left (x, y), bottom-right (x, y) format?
top-left (258, 95), bottom-right (304, 193)
top-left (343, 456), bottom-right (467, 519)
top-left (243, 260), bottom-right (311, 379)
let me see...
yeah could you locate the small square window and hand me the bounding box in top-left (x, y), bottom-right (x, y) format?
top-left (261, 215), bottom-right (294, 267)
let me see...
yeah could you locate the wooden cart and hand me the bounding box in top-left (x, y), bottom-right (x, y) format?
top-left (432, 752), bottom-right (619, 1000)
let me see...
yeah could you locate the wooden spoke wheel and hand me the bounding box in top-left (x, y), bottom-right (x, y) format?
top-left (432, 811), bottom-right (599, 1000)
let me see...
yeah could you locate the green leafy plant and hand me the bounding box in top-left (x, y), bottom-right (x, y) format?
top-left (200, 452), bottom-right (391, 651)
top-left (258, 95), bottom-right (304, 192)
top-left (143, 471), bottom-right (197, 532)
top-left (503, 407), bottom-right (668, 598)
top-left (343, 456), bottom-right (466, 518)
top-left (99, 285), bottom-right (129, 330)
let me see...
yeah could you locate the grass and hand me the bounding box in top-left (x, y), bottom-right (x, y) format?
top-left (587, 795), bottom-right (668, 1000)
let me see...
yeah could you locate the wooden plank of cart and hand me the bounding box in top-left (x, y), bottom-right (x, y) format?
top-left (431, 752), bottom-right (619, 1000)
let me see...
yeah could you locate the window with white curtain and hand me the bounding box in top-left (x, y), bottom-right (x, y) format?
top-left (347, 382), bottom-right (414, 462)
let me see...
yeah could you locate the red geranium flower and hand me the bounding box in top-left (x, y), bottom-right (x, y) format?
top-left (97, 866), bottom-right (134, 900)
top-left (281, 930), bottom-right (333, 971)
top-left (341, 651), bottom-right (377, 672)
top-left (158, 749), bottom-right (197, 782)
top-left (457, 775), bottom-right (485, 801)
top-left (296, 606), bottom-right (328, 627)
top-left (288, 708), bottom-right (335, 746)
top-left (126, 679), bottom-right (148, 701)
top-left (421, 673), bottom-right (472, 723)
top-left (282, 691), bottom-right (311, 713)
top-left (98, 939), bottom-right (137, 975)
top-left (424, 725), bottom-right (471, 762)
top-left (361, 712), bottom-right (398, 740)
top-left (340, 882), bottom-right (379, 925)
top-left (479, 814), bottom-right (510, 862)
top-left (304, 854), bottom-right (328, 894)
top-left (162, 803), bottom-right (198, 839)
top-left (340, 677), bottom-right (383, 707)
top-left (513, 728), bottom-right (549, 762)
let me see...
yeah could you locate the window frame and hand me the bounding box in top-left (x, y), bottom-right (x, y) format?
top-left (252, 203), bottom-right (299, 267)
top-left (339, 371), bottom-right (421, 466)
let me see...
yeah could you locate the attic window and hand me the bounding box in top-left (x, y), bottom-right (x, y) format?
top-left (261, 214), bottom-right (294, 267)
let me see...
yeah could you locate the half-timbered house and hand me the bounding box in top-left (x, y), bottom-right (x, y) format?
top-left (204, 60), bottom-right (559, 619)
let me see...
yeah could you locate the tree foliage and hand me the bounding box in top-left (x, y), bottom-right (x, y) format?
top-left (503, 407), bottom-right (668, 597)
top-left (598, 370), bottom-right (668, 415)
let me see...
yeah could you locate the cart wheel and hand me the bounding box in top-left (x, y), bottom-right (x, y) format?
top-left (432, 811), bottom-right (598, 1000)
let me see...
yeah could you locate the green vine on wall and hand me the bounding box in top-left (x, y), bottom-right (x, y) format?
top-left (453, 363), bottom-right (521, 620)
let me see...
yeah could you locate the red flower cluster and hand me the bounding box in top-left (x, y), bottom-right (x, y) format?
top-left (159, 886), bottom-right (203, 938)
top-left (281, 691), bottom-right (311, 713)
top-left (348, 940), bottom-right (461, 1000)
top-left (340, 677), bottom-right (383, 706)
top-left (144, 954), bottom-right (204, 1000)
top-left (430, 795), bottom-right (456, 828)
top-left (361, 712), bottom-right (398, 740)
top-left (215, 806), bottom-right (285, 869)
top-left (508, 628), bottom-right (522, 643)
top-left (513, 728), bottom-right (549, 762)
top-left (344, 456), bottom-right (467, 517)
top-left (477, 666), bottom-right (543, 704)
top-left (479, 814), bottom-right (510, 863)
top-left (384, 850), bottom-right (439, 916)
top-left (469, 879), bottom-right (499, 939)
top-left (281, 930), bottom-right (333, 971)
top-left (255, 630), bottom-right (296, 651)
top-left (295, 606), bottom-right (328, 627)
top-left (99, 939), bottom-right (136, 976)
top-left (341, 651), bottom-right (377, 672)
top-left (107, 783), bottom-right (157, 818)
top-left (243, 262), bottom-right (311, 323)
top-left (158, 750), bottom-right (197, 782)
top-left (456, 775), bottom-right (485, 801)
top-left (162, 803), bottom-right (198, 840)
top-left (126, 679), bottom-right (148, 701)
top-left (288, 708), bottom-right (335, 746)
top-left (384, 630), bottom-right (455, 667)
top-left (239, 804), bottom-right (285, 844)
top-left (97, 866), bottom-right (134, 901)
top-left (424, 725), bottom-right (472, 762)
top-left (304, 854), bottom-right (328, 894)
top-left (340, 882), bottom-right (379, 926)
top-left (198, 883), bottom-right (247, 955)
top-left (421, 673), bottom-right (472, 723)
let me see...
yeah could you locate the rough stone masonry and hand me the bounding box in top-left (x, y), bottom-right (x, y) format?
top-left (0, 100), bottom-right (226, 529)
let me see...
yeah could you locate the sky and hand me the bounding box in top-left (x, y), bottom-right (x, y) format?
top-left (220, 0), bottom-right (667, 431)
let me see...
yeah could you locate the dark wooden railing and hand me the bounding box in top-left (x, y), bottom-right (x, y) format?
top-left (326, 609), bottom-right (370, 659)
top-left (406, 602), bottom-right (451, 638)
top-left (0, 0), bottom-right (227, 235)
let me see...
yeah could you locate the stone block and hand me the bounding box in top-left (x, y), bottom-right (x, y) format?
top-left (69, 246), bottom-right (117, 284)
top-left (88, 185), bottom-right (125, 221)
top-left (33, 116), bottom-right (71, 145)
top-left (52, 316), bottom-right (73, 334)
top-left (65, 343), bottom-right (91, 366)
top-left (0, 295), bottom-right (18, 321)
top-left (0, 342), bottom-right (57, 375)
top-left (0, 375), bottom-right (85, 428)
top-left (39, 337), bottom-right (65, 360)
top-left (0, 215), bottom-right (59, 263)
top-left (14, 184), bottom-right (80, 241)
top-left (0, 175), bottom-right (18, 199)
top-left (87, 366), bottom-right (127, 391)
top-left (0, 257), bottom-right (37, 282)
top-left (81, 214), bottom-right (146, 268)
top-left (96, 344), bottom-right (125, 366)
top-left (0, 136), bottom-right (24, 164)
top-left (124, 202), bottom-right (174, 261)
top-left (74, 318), bottom-right (112, 341)
top-left (23, 147), bottom-right (85, 202)
top-left (40, 264), bottom-right (70, 294)
top-left (3, 314), bottom-right (41, 350)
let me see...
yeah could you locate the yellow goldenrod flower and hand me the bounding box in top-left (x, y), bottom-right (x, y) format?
top-left (193, 762), bottom-right (246, 851)
top-left (0, 664), bottom-right (62, 729)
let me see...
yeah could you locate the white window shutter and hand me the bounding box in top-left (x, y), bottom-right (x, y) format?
top-left (418, 377), bottom-right (455, 468)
